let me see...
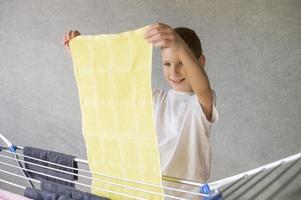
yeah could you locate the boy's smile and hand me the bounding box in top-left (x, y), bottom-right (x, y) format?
top-left (162, 48), bottom-right (193, 92)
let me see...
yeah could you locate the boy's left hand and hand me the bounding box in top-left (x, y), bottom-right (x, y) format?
top-left (144, 23), bottom-right (184, 50)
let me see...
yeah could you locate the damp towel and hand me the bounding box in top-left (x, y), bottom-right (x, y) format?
top-left (24, 187), bottom-right (58, 200)
top-left (69, 26), bottom-right (163, 199)
top-left (24, 182), bottom-right (110, 200)
top-left (41, 181), bottom-right (110, 200)
top-left (23, 146), bottom-right (78, 187)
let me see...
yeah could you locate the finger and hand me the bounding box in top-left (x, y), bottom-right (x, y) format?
top-left (64, 35), bottom-right (70, 46)
top-left (71, 31), bottom-right (75, 38)
top-left (146, 23), bottom-right (168, 32)
top-left (145, 23), bottom-right (166, 38)
top-left (145, 27), bottom-right (171, 40)
top-left (153, 40), bottom-right (171, 48)
top-left (145, 24), bottom-right (167, 37)
top-left (146, 32), bottom-right (174, 45)
top-left (63, 34), bottom-right (69, 46)
top-left (64, 31), bottom-right (72, 46)
top-left (74, 30), bottom-right (80, 37)
top-left (66, 31), bottom-right (72, 42)
top-left (146, 23), bottom-right (158, 32)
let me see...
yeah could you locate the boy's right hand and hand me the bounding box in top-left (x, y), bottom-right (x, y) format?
top-left (62, 30), bottom-right (81, 55)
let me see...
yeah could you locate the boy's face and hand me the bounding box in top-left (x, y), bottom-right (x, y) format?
top-left (161, 48), bottom-right (193, 92)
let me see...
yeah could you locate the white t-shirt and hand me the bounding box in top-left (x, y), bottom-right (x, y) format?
top-left (152, 89), bottom-right (218, 199)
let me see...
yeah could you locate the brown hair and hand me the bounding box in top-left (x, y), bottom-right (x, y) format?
top-left (174, 27), bottom-right (203, 59)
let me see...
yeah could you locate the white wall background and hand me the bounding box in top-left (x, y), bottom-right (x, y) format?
top-left (0, 1), bottom-right (300, 199)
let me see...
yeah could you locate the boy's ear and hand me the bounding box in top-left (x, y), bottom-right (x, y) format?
top-left (198, 54), bottom-right (206, 67)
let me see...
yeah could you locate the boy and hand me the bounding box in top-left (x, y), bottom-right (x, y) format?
top-left (63, 23), bottom-right (218, 199)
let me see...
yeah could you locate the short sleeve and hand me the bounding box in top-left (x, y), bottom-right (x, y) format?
top-left (192, 90), bottom-right (219, 125)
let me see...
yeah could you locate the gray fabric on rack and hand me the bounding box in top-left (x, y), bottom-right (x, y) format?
top-left (25, 187), bottom-right (73, 200)
top-left (23, 146), bottom-right (78, 187)
top-left (41, 181), bottom-right (110, 200)
top-left (24, 187), bottom-right (56, 200)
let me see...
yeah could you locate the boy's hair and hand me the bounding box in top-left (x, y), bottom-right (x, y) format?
top-left (174, 27), bottom-right (203, 59)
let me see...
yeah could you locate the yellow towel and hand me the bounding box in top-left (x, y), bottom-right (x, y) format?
top-left (70, 27), bottom-right (163, 200)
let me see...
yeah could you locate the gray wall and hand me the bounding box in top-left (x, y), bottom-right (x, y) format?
top-left (0, 0), bottom-right (300, 199)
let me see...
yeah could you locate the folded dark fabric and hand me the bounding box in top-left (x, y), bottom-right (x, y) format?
top-left (23, 146), bottom-right (78, 187)
top-left (41, 181), bottom-right (110, 200)
top-left (24, 187), bottom-right (57, 200)
top-left (24, 187), bottom-right (74, 200)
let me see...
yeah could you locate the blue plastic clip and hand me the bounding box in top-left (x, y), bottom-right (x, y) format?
top-left (200, 184), bottom-right (223, 200)
top-left (201, 184), bottom-right (211, 200)
top-left (9, 145), bottom-right (17, 153)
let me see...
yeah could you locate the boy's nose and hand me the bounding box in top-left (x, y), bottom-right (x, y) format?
top-left (171, 65), bottom-right (182, 75)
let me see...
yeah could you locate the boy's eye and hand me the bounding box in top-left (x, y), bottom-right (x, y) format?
top-left (164, 62), bottom-right (171, 67)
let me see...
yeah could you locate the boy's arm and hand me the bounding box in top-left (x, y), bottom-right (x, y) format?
top-left (177, 45), bottom-right (213, 121)
top-left (145, 23), bottom-right (213, 121)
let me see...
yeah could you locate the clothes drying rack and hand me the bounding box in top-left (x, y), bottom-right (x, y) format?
top-left (0, 133), bottom-right (300, 200)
